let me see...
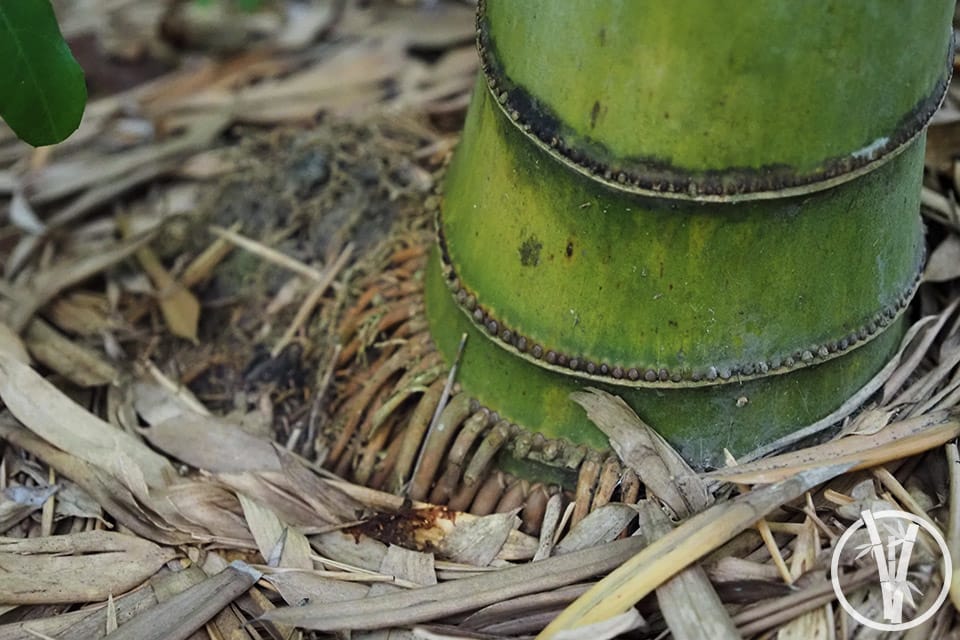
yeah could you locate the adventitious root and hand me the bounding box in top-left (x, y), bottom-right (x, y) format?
top-left (321, 232), bottom-right (638, 533)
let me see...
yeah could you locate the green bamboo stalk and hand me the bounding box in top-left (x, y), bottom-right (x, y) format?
top-left (426, 1), bottom-right (954, 472)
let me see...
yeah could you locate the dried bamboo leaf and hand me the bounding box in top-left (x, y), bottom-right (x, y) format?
top-left (883, 300), bottom-right (959, 402)
top-left (533, 494), bottom-right (564, 561)
top-left (237, 493), bottom-right (312, 570)
top-left (55, 480), bottom-right (104, 521)
top-left (103, 560), bottom-right (262, 640)
top-left (538, 464), bottom-right (851, 637)
top-left (152, 481), bottom-right (254, 546)
top-left (635, 501), bottom-right (739, 640)
top-left (777, 521), bottom-right (829, 640)
top-left (132, 243), bottom-right (200, 343)
top-left (46, 293), bottom-right (115, 337)
top-left (553, 504), bottom-right (637, 556)
top-left (368, 545), bottom-right (438, 601)
top-left (5, 231), bottom-right (156, 332)
top-left (707, 556), bottom-right (782, 583)
top-left (707, 409), bottom-right (960, 484)
top-left (131, 378), bottom-right (210, 424)
top-left (311, 530), bottom-right (389, 572)
top-left (263, 536), bottom-right (648, 631)
top-left (552, 610), bottom-right (644, 640)
top-left (0, 531), bottom-right (176, 604)
top-left (25, 113), bottom-right (229, 204)
top-left (0, 484), bottom-right (57, 531)
top-left (438, 510), bottom-right (519, 567)
top-left (218, 467), bottom-right (352, 528)
top-left (264, 571), bottom-right (370, 607)
top-left (0, 353), bottom-right (175, 493)
top-left (0, 570), bottom-right (162, 640)
top-left (143, 413), bottom-right (283, 473)
top-left (461, 584), bottom-right (592, 632)
top-left (0, 417), bottom-right (192, 545)
top-left (24, 319), bottom-right (118, 387)
top-left (924, 234), bottom-right (960, 282)
top-left (0, 322), bottom-right (29, 364)
top-left (571, 389), bottom-right (709, 516)
top-left (733, 567), bottom-right (875, 636)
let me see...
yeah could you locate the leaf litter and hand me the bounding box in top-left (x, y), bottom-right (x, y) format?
top-left (0, 1), bottom-right (958, 639)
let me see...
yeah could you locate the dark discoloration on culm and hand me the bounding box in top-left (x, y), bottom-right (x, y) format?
top-left (519, 235), bottom-right (542, 266)
top-left (590, 100), bottom-right (601, 129)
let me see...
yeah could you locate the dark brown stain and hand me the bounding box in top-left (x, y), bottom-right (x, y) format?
top-left (346, 506), bottom-right (457, 550)
top-left (519, 235), bottom-right (542, 266)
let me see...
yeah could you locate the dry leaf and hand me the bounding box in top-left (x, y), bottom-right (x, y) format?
top-left (924, 234), bottom-right (960, 282)
top-left (0, 417), bottom-right (192, 546)
top-left (0, 352), bottom-right (175, 493)
top-left (144, 412), bottom-right (283, 473)
top-left (5, 231), bottom-right (156, 332)
top-left (265, 571), bottom-right (370, 607)
top-left (25, 319), bottom-right (118, 387)
top-left (0, 484), bottom-right (57, 531)
top-left (636, 501), bottom-right (739, 640)
top-left (0, 322), bottom-right (29, 364)
top-left (0, 570), bottom-right (165, 639)
top-left (103, 560), bottom-right (262, 640)
top-left (54, 481), bottom-right (103, 522)
top-left (311, 530), bottom-right (389, 572)
top-left (553, 504), bottom-right (637, 556)
top-left (152, 481), bottom-right (253, 546)
top-left (438, 510), bottom-right (519, 567)
top-left (552, 609), bottom-right (644, 640)
top-left (571, 388), bottom-right (710, 517)
top-left (237, 493), bottom-right (312, 570)
top-left (707, 409), bottom-right (960, 484)
top-left (133, 244), bottom-right (200, 343)
top-left (263, 536), bottom-right (647, 631)
top-left (538, 464), bottom-right (851, 637)
top-left (0, 531), bottom-right (176, 604)
top-left (368, 545), bottom-right (438, 601)
top-left (46, 292), bottom-right (116, 337)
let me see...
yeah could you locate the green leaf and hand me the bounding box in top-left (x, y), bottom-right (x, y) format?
top-left (0, 0), bottom-right (86, 147)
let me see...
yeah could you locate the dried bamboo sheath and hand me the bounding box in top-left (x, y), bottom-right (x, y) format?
top-left (425, 1), bottom-right (955, 470)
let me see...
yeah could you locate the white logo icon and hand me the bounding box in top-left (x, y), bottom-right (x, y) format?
top-left (831, 509), bottom-right (952, 631)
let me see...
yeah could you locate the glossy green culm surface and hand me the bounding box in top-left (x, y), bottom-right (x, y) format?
top-left (483, 0), bottom-right (952, 195)
top-left (440, 81), bottom-right (924, 383)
